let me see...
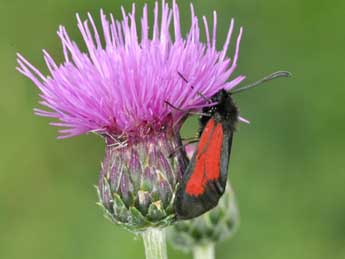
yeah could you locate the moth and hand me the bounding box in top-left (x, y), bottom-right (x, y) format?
top-left (174, 71), bottom-right (291, 219)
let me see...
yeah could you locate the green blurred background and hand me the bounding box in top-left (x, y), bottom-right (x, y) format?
top-left (1, 0), bottom-right (344, 258)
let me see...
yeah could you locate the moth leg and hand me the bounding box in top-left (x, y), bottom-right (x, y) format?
top-left (168, 138), bottom-right (199, 158)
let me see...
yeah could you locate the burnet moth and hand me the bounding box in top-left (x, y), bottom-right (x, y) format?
top-left (174, 71), bottom-right (291, 220)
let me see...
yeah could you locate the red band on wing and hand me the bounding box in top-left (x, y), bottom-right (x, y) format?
top-left (205, 124), bottom-right (224, 180)
top-left (185, 118), bottom-right (224, 196)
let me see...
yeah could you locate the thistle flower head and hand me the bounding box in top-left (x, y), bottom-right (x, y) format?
top-left (17, 0), bottom-right (244, 230)
top-left (17, 0), bottom-right (244, 140)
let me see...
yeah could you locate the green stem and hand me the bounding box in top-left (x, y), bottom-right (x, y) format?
top-left (141, 228), bottom-right (168, 259)
top-left (193, 243), bottom-right (215, 259)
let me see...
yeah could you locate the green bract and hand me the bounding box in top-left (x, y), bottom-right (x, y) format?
top-left (97, 131), bottom-right (188, 232)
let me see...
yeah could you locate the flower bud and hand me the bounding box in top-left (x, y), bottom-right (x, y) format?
top-left (168, 183), bottom-right (239, 251)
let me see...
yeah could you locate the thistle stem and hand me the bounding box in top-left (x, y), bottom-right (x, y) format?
top-left (193, 243), bottom-right (215, 259)
top-left (141, 228), bottom-right (168, 259)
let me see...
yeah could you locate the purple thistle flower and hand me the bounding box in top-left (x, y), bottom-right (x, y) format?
top-left (17, 1), bottom-right (244, 140)
top-left (17, 0), bottom-right (245, 230)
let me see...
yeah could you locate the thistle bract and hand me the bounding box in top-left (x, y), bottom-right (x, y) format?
top-left (17, 0), bottom-right (244, 230)
top-left (98, 128), bottom-right (188, 231)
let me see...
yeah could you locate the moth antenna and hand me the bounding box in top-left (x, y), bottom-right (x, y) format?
top-left (177, 71), bottom-right (212, 103)
top-left (230, 71), bottom-right (292, 95)
top-left (164, 101), bottom-right (211, 117)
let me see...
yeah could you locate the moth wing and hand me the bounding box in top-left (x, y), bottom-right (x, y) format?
top-left (175, 118), bottom-right (226, 219)
top-left (185, 119), bottom-right (223, 196)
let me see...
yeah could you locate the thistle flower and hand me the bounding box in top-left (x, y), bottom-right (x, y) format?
top-left (16, 0), bottom-right (244, 232)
